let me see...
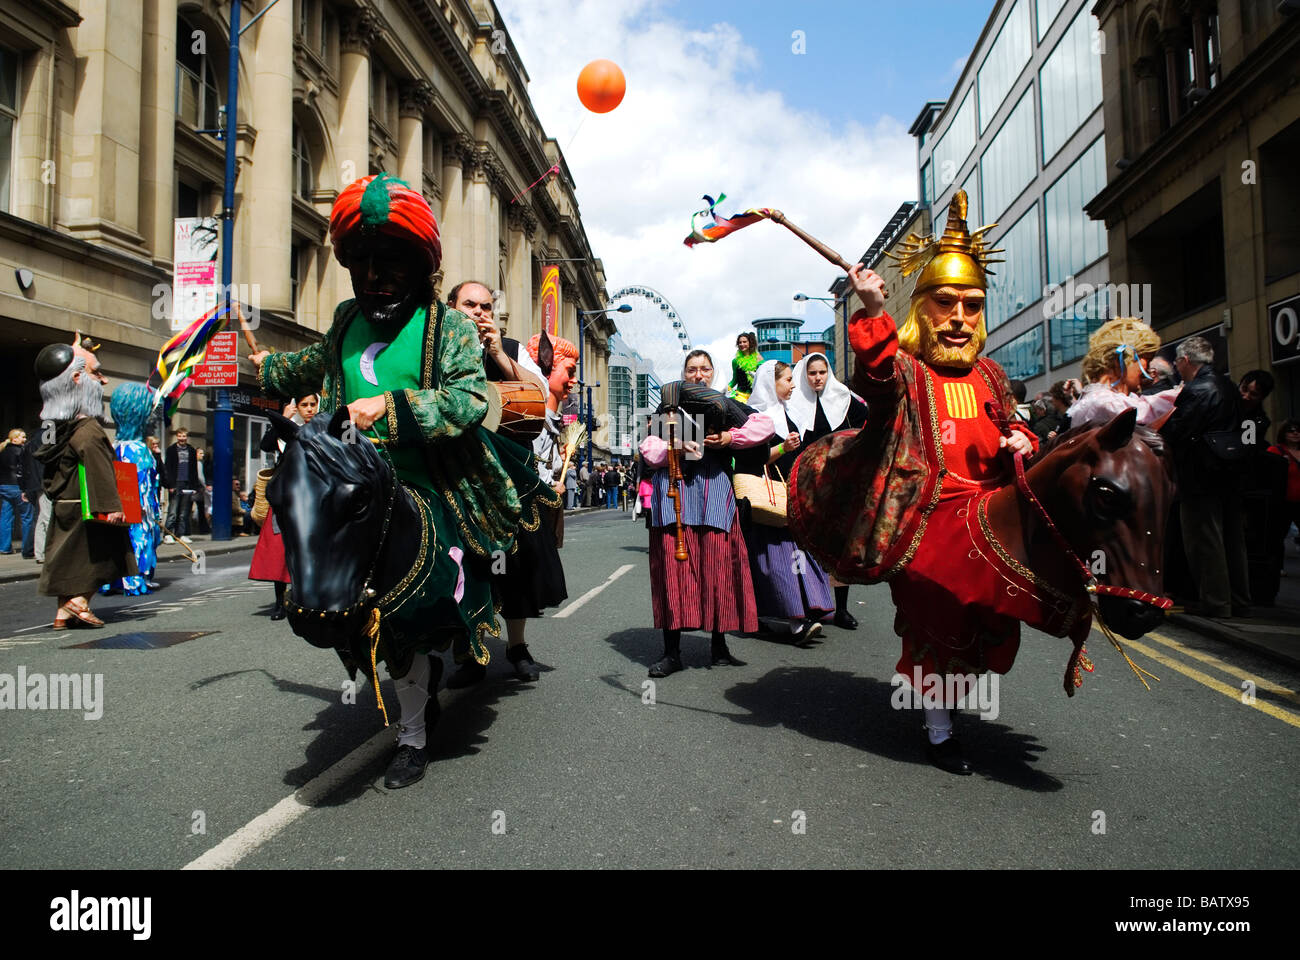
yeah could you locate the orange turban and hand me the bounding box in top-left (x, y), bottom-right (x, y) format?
top-left (329, 173), bottom-right (441, 271)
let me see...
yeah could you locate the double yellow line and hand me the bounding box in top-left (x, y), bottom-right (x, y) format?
top-left (1112, 628), bottom-right (1300, 729)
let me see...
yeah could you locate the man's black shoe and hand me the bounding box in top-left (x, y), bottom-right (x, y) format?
top-left (926, 736), bottom-right (972, 776)
top-left (791, 621), bottom-right (823, 647)
top-left (648, 655), bottom-right (683, 677)
top-left (384, 744), bottom-right (429, 789)
top-left (446, 660), bottom-right (487, 689)
top-left (270, 604), bottom-right (286, 621)
top-left (832, 610), bottom-right (858, 630)
top-left (506, 643), bottom-right (541, 681)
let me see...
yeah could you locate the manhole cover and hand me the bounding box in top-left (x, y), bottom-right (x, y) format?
top-left (62, 630), bottom-right (218, 650)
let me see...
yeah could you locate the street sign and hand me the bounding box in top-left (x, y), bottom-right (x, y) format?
top-left (191, 363), bottom-right (239, 387)
top-left (205, 331), bottom-right (238, 363)
top-left (1268, 293), bottom-right (1300, 367)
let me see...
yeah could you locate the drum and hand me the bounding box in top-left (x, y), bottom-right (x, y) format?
top-left (483, 380), bottom-right (547, 442)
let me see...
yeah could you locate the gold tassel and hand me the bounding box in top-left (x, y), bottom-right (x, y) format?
top-left (365, 606), bottom-right (389, 726)
top-left (1094, 607), bottom-right (1160, 690)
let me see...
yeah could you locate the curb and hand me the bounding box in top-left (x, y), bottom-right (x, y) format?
top-left (0, 538), bottom-right (257, 586)
top-left (1167, 612), bottom-right (1300, 672)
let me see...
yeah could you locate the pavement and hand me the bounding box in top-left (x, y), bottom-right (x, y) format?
top-left (1166, 540), bottom-right (1300, 671)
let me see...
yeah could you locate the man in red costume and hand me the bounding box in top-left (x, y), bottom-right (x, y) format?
top-left (789, 191), bottom-right (1037, 775)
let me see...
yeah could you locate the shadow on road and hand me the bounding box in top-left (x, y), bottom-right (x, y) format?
top-left (721, 665), bottom-right (1062, 791)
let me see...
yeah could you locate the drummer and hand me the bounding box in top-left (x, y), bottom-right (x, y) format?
top-left (448, 281), bottom-right (568, 685)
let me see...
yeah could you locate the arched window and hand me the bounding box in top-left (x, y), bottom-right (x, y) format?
top-left (292, 123), bottom-right (313, 199)
top-left (176, 15), bottom-right (220, 129)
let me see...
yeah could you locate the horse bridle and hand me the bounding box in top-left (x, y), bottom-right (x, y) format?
top-left (283, 449), bottom-right (399, 622)
top-left (985, 400), bottom-right (1173, 614)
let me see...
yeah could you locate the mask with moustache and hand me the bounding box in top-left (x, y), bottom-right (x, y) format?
top-left (345, 233), bottom-right (430, 327)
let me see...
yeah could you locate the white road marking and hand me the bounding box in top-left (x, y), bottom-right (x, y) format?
top-left (552, 564), bottom-right (635, 620)
top-left (183, 727), bottom-right (395, 870)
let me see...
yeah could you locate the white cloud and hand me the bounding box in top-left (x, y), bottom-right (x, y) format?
top-left (496, 0), bottom-right (914, 383)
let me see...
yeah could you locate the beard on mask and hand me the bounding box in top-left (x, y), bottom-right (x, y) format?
top-left (356, 286), bottom-right (426, 326)
top-left (79, 372), bottom-right (106, 421)
top-left (38, 359), bottom-right (106, 422)
top-left (903, 301), bottom-right (987, 370)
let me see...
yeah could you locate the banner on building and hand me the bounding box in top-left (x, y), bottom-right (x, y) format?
top-left (173, 217), bottom-right (221, 332)
top-left (540, 265), bottom-right (561, 337)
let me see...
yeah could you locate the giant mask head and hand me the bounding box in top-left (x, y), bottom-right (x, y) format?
top-left (36, 331), bottom-right (108, 422)
top-left (329, 174), bottom-right (441, 325)
top-left (889, 191), bottom-right (1001, 371)
top-left (526, 332), bottom-right (579, 412)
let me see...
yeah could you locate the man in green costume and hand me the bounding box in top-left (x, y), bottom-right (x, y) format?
top-left (252, 173), bottom-right (557, 788)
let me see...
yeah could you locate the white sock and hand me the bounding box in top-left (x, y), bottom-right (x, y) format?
top-left (392, 654), bottom-right (432, 750)
top-left (924, 707), bottom-right (953, 745)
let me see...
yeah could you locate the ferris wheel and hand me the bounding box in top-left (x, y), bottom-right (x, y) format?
top-left (609, 285), bottom-right (692, 383)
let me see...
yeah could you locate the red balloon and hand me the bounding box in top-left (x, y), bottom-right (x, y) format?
top-left (577, 59), bottom-right (626, 114)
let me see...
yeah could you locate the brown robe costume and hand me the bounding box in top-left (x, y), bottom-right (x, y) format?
top-left (35, 417), bottom-right (137, 596)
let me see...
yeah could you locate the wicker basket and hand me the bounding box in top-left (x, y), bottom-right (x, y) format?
top-left (251, 467), bottom-right (275, 525)
top-left (733, 465), bottom-right (787, 527)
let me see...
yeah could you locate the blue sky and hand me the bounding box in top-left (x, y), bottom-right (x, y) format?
top-left (658, 0), bottom-right (996, 127)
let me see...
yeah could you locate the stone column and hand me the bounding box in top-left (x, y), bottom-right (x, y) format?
top-left (249, 0), bottom-right (294, 314)
top-left (440, 134), bottom-right (473, 288)
top-left (1159, 29), bottom-right (1183, 125)
top-left (398, 80), bottom-right (433, 190)
top-left (65, 0), bottom-right (147, 254)
top-left (463, 145), bottom-right (494, 284)
top-left (1132, 56), bottom-right (1160, 151)
top-left (505, 204), bottom-right (535, 340)
top-left (138, 0), bottom-right (177, 265)
top-left (335, 9), bottom-right (380, 305)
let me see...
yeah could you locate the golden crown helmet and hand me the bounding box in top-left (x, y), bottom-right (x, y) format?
top-left (886, 191), bottom-right (1004, 295)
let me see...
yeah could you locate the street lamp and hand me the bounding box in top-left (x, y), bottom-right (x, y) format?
top-left (794, 291), bottom-right (851, 382)
top-left (576, 303), bottom-right (631, 449)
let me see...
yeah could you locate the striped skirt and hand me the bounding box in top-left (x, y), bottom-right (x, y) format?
top-left (649, 517), bottom-right (758, 633)
top-left (747, 524), bottom-right (834, 620)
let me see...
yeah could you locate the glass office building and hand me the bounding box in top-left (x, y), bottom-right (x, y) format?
top-left (912, 0), bottom-right (1107, 394)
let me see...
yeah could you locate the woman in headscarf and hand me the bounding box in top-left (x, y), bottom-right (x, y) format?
top-left (1066, 318), bottom-right (1180, 431)
top-left (727, 332), bottom-right (763, 402)
top-left (640, 349), bottom-right (773, 677)
top-left (739, 359), bottom-right (834, 645)
top-left (787, 352), bottom-right (869, 629)
top-left (249, 393), bottom-right (318, 620)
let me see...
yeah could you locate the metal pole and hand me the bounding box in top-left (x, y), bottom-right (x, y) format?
top-left (841, 290), bottom-right (849, 383)
top-left (586, 385), bottom-right (594, 470)
top-left (211, 0), bottom-right (241, 542)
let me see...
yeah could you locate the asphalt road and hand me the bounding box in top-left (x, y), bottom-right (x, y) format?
top-left (1, 508), bottom-right (1297, 869)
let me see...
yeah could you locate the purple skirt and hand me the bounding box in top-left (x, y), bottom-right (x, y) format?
top-left (747, 524), bottom-right (834, 620)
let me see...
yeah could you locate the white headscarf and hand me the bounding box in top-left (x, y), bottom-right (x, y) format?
top-left (746, 359), bottom-right (791, 436)
top-left (788, 353), bottom-right (851, 434)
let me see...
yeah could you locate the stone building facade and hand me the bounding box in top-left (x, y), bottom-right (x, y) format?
top-left (0, 0), bottom-right (616, 477)
top-left (1087, 0), bottom-right (1300, 420)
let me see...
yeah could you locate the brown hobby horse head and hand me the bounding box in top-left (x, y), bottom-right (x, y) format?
top-left (983, 408), bottom-right (1176, 641)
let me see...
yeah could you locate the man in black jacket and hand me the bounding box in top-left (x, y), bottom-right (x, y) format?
top-left (163, 429), bottom-right (202, 542)
top-left (1160, 337), bottom-right (1251, 617)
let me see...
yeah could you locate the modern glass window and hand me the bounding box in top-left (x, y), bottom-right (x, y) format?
top-left (1044, 136), bottom-right (1106, 285)
top-left (986, 203), bottom-right (1041, 333)
top-left (981, 89), bottom-right (1036, 223)
top-left (292, 123), bottom-right (313, 199)
top-left (1036, 0), bottom-right (1068, 40)
top-left (978, 0), bottom-right (1032, 132)
top-left (1039, 5), bottom-right (1103, 162)
top-left (931, 91), bottom-right (976, 196)
top-left (0, 44), bottom-right (17, 215)
top-left (989, 324), bottom-right (1045, 380)
top-left (1048, 286), bottom-right (1110, 370)
top-left (176, 16), bottom-right (219, 129)
top-left (920, 160), bottom-right (931, 204)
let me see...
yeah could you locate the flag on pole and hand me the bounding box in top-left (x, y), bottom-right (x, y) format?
top-left (683, 193), bottom-right (776, 247)
top-left (149, 300), bottom-right (237, 416)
